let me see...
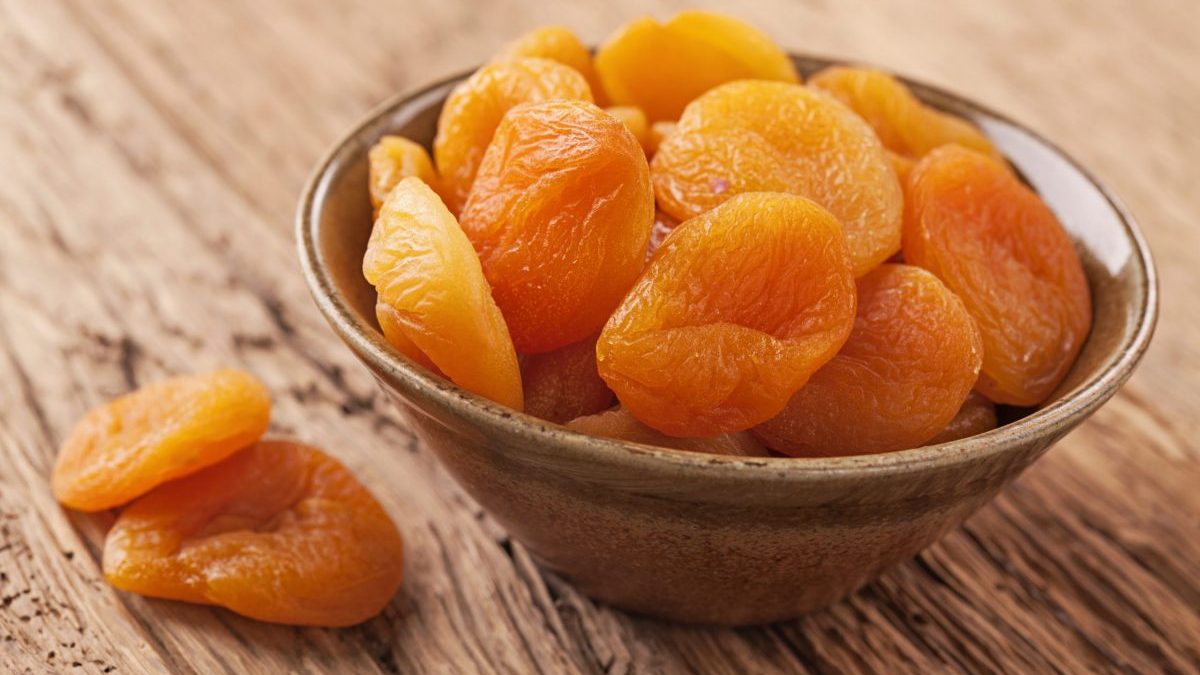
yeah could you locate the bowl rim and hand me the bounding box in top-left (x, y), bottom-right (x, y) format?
top-left (296, 54), bottom-right (1159, 484)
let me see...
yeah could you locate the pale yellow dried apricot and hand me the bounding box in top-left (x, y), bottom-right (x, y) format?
top-left (363, 177), bottom-right (522, 409)
top-left (368, 136), bottom-right (444, 217)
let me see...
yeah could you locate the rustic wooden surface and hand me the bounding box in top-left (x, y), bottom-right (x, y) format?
top-left (1, 0), bottom-right (1197, 672)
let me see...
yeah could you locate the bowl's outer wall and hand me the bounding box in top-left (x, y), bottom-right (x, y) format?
top-left (299, 56), bottom-right (1156, 624)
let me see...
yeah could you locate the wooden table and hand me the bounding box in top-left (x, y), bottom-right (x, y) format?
top-left (2, 1), bottom-right (1197, 672)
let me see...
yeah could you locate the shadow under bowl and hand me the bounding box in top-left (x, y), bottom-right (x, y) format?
top-left (296, 55), bottom-right (1158, 625)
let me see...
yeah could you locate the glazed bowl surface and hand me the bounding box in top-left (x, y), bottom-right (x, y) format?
top-left (297, 55), bottom-right (1157, 624)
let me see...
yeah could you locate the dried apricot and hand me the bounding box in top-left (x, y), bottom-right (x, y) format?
top-left (753, 264), bottom-right (982, 457)
top-left (651, 80), bottom-right (902, 276)
top-left (521, 334), bottom-right (613, 424)
top-left (368, 136), bottom-right (443, 217)
top-left (903, 145), bottom-right (1091, 406)
top-left (363, 177), bottom-right (523, 409)
top-left (595, 10), bottom-right (797, 122)
top-left (433, 57), bottom-right (593, 213)
top-left (605, 105), bottom-right (651, 153)
top-left (460, 99), bottom-right (653, 354)
top-left (494, 26), bottom-right (607, 104)
top-left (809, 66), bottom-right (1002, 162)
top-left (102, 440), bottom-right (404, 627)
top-left (597, 192), bottom-right (856, 436)
top-left (52, 369), bottom-right (270, 512)
top-left (927, 391), bottom-right (997, 445)
top-left (567, 408), bottom-right (767, 457)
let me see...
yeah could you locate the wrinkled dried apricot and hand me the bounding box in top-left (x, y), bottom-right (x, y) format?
top-left (595, 10), bottom-right (798, 122)
top-left (493, 26), bottom-right (607, 104)
top-left (363, 177), bottom-right (523, 409)
top-left (521, 334), bottom-right (614, 424)
top-left (52, 369), bottom-right (270, 512)
top-left (651, 80), bottom-right (902, 276)
top-left (103, 440), bottom-right (404, 627)
top-left (433, 57), bottom-right (593, 213)
top-left (927, 391), bottom-right (997, 445)
top-left (903, 145), bottom-right (1091, 405)
top-left (567, 408), bottom-right (767, 457)
top-left (809, 66), bottom-right (1002, 162)
top-left (597, 192), bottom-right (856, 436)
top-left (753, 264), bottom-right (982, 456)
top-left (368, 136), bottom-right (443, 217)
top-left (605, 106), bottom-right (652, 154)
top-left (460, 99), bottom-right (653, 354)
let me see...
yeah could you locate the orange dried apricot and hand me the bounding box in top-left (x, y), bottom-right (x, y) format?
top-left (102, 440), bottom-right (404, 627)
top-left (605, 105), bottom-right (652, 154)
top-left (753, 264), bottom-right (983, 457)
top-left (493, 26), bottom-right (607, 104)
top-left (520, 334), bottom-right (614, 424)
top-left (368, 136), bottom-right (443, 217)
top-left (433, 57), bottom-right (593, 213)
top-left (595, 10), bottom-right (798, 122)
top-left (651, 80), bottom-right (903, 276)
top-left (903, 145), bottom-right (1091, 406)
top-left (567, 408), bottom-right (767, 457)
top-left (460, 99), bottom-right (653, 354)
top-left (597, 192), bottom-right (856, 437)
top-left (809, 66), bottom-right (1002, 162)
top-left (363, 177), bottom-right (523, 409)
top-left (52, 369), bottom-right (270, 512)
top-left (927, 391), bottom-right (997, 445)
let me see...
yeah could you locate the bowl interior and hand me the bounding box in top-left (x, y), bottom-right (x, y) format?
top-left (298, 55), bottom-right (1157, 479)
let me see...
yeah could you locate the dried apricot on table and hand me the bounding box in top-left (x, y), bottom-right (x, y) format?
top-left (903, 145), bottom-right (1092, 406)
top-left (52, 369), bottom-right (270, 512)
top-left (595, 10), bottom-right (798, 122)
top-left (433, 57), bottom-right (593, 213)
top-left (753, 264), bottom-right (983, 457)
top-left (493, 25), bottom-right (607, 104)
top-left (927, 391), bottom-right (997, 445)
top-left (597, 192), bottom-right (856, 437)
top-left (809, 66), bottom-right (1002, 162)
top-left (368, 136), bottom-right (443, 217)
top-left (521, 334), bottom-right (613, 424)
top-left (363, 177), bottom-right (523, 409)
top-left (102, 440), bottom-right (404, 627)
top-left (460, 99), bottom-right (653, 354)
top-left (651, 80), bottom-right (903, 276)
top-left (567, 408), bottom-right (767, 457)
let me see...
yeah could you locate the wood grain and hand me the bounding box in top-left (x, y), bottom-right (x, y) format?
top-left (1, 0), bottom-right (1197, 672)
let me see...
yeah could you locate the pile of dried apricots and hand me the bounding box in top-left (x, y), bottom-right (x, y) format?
top-left (52, 369), bottom-right (404, 627)
top-left (367, 10), bottom-right (1092, 457)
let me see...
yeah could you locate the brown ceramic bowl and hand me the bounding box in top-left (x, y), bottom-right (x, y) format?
top-left (296, 55), bottom-right (1158, 625)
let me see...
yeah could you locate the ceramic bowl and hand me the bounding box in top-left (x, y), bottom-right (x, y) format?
top-left (296, 55), bottom-right (1157, 625)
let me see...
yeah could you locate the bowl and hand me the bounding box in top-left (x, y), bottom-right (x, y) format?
top-left (296, 55), bottom-right (1158, 625)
